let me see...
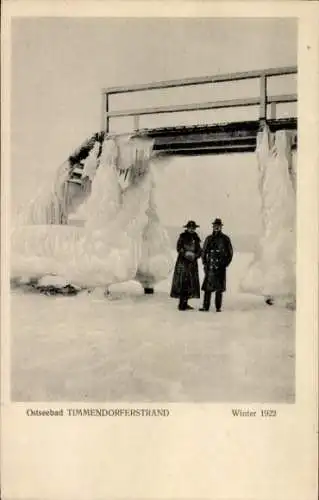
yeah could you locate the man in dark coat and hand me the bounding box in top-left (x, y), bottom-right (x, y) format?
top-left (200, 218), bottom-right (233, 312)
top-left (170, 220), bottom-right (202, 311)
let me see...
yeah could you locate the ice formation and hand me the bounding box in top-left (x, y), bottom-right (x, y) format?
top-left (240, 124), bottom-right (296, 308)
top-left (13, 133), bottom-right (104, 227)
top-left (11, 133), bottom-right (173, 291)
top-left (135, 171), bottom-right (174, 289)
top-left (14, 161), bottom-right (70, 226)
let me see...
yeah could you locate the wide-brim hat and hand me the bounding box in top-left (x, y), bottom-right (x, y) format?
top-left (184, 220), bottom-right (200, 229)
top-left (212, 218), bottom-right (223, 226)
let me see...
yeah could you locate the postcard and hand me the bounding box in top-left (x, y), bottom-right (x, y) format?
top-left (1, 2), bottom-right (318, 499)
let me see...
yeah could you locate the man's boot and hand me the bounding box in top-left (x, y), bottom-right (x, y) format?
top-left (215, 291), bottom-right (223, 312)
top-left (200, 291), bottom-right (211, 311)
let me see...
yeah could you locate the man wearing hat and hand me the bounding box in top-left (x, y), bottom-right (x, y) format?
top-left (200, 218), bottom-right (233, 312)
top-left (170, 220), bottom-right (202, 311)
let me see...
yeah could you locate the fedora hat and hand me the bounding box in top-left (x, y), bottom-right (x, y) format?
top-left (212, 218), bottom-right (223, 226)
top-left (184, 220), bottom-right (199, 229)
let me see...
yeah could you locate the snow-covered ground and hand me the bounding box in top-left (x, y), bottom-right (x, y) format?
top-left (11, 252), bottom-right (295, 402)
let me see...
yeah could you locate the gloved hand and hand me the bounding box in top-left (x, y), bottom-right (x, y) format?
top-left (185, 251), bottom-right (196, 261)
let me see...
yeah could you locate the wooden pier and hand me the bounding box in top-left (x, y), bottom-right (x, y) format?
top-left (138, 118), bottom-right (297, 156)
top-left (67, 66), bottom-right (297, 186)
top-left (101, 65), bottom-right (297, 156)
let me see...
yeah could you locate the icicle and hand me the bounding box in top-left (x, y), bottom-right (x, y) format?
top-left (77, 137), bottom-right (122, 227)
top-left (15, 161), bottom-right (70, 226)
top-left (80, 141), bottom-right (101, 181)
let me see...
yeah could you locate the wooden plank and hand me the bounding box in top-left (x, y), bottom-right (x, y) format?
top-left (67, 178), bottom-right (83, 185)
top-left (136, 117), bottom-right (297, 138)
top-left (158, 146), bottom-right (257, 156)
top-left (106, 97), bottom-right (259, 118)
top-left (72, 167), bottom-right (84, 175)
top-left (154, 135), bottom-right (257, 146)
top-left (160, 141), bottom-right (297, 156)
top-left (102, 66), bottom-right (297, 95)
top-left (105, 94), bottom-right (297, 119)
top-left (156, 137), bottom-right (256, 151)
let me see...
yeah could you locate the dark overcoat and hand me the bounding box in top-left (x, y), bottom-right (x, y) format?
top-left (170, 231), bottom-right (201, 299)
top-left (201, 232), bottom-right (233, 292)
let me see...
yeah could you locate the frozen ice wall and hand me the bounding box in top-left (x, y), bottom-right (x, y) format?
top-left (11, 133), bottom-right (173, 290)
top-left (240, 124), bottom-right (296, 307)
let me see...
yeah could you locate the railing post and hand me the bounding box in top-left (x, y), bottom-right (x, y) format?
top-left (105, 93), bottom-right (110, 133)
top-left (259, 74), bottom-right (267, 120)
top-left (101, 92), bottom-right (106, 131)
top-left (133, 115), bottom-right (140, 131)
top-left (101, 92), bottom-right (110, 132)
top-left (270, 102), bottom-right (276, 119)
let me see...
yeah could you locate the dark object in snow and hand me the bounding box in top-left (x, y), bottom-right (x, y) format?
top-left (37, 284), bottom-right (80, 296)
top-left (144, 287), bottom-right (154, 294)
top-left (265, 297), bottom-right (274, 306)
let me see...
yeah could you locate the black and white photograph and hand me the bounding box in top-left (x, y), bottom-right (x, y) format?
top-left (10, 16), bottom-right (298, 403)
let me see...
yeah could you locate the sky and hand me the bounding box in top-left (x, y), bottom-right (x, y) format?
top-left (11, 17), bottom-right (297, 235)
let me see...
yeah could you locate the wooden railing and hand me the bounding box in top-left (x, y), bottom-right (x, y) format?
top-left (101, 66), bottom-right (297, 133)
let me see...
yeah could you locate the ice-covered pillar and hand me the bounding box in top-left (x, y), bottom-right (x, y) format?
top-left (134, 163), bottom-right (174, 292)
top-left (240, 124), bottom-right (296, 308)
